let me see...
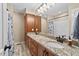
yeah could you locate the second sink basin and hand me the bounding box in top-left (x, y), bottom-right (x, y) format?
top-left (46, 41), bottom-right (64, 49)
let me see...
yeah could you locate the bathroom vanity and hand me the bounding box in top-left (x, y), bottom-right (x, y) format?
top-left (25, 33), bottom-right (79, 56)
top-left (25, 34), bottom-right (56, 56)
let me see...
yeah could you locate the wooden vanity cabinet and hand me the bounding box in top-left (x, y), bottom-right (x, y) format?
top-left (25, 36), bottom-right (30, 48)
top-left (38, 43), bottom-right (46, 56)
top-left (26, 35), bottom-right (56, 56)
top-left (29, 37), bottom-right (38, 56)
top-left (24, 14), bottom-right (41, 32)
top-left (44, 48), bottom-right (56, 56)
top-left (38, 43), bottom-right (56, 56)
top-left (24, 14), bottom-right (35, 32)
top-left (34, 16), bottom-right (41, 32)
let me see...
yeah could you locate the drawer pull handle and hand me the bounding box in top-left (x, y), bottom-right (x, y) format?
top-left (43, 49), bottom-right (49, 56)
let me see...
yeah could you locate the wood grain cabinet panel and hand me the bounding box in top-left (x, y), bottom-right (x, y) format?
top-left (26, 14), bottom-right (35, 32)
top-left (29, 38), bottom-right (38, 56)
top-left (38, 44), bottom-right (46, 56)
top-left (34, 16), bottom-right (41, 32)
top-left (25, 36), bottom-right (30, 48)
top-left (45, 49), bottom-right (56, 56)
top-left (24, 14), bottom-right (41, 32)
top-left (25, 36), bottom-right (56, 56)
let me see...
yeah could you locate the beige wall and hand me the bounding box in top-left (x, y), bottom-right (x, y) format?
top-left (41, 17), bottom-right (48, 33)
top-left (13, 13), bottom-right (24, 43)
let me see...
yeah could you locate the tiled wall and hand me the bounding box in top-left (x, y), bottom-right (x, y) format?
top-left (48, 20), bottom-right (54, 35)
top-left (4, 11), bottom-right (14, 56)
top-left (8, 12), bottom-right (14, 46)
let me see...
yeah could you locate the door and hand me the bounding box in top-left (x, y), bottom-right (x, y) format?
top-left (34, 16), bottom-right (41, 32)
top-left (26, 14), bottom-right (35, 32)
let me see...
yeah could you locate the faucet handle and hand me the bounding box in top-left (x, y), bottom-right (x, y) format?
top-left (4, 45), bottom-right (11, 51)
top-left (62, 35), bottom-right (64, 38)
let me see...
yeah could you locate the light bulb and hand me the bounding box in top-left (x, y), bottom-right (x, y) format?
top-left (43, 8), bottom-right (47, 12)
top-left (47, 5), bottom-right (50, 9)
top-left (42, 4), bottom-right (47, 8)
top-left (40, 7), bottom-right (43, 10)
top-left (37, 9), bottom-right (40, 12)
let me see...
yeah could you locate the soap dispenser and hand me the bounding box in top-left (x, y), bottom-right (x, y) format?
top-left (68, 36), bottom-right (72, 46)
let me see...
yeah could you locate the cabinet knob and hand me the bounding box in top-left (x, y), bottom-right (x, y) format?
top-left (32, 28), bottom-right (34, 31)
top-left (36, 28), bottom-right (38, 31)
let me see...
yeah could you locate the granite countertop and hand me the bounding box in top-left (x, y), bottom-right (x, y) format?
top-left (27, 33), bottom-right (79, 56)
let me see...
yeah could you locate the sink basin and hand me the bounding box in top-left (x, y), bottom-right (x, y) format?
top-left (46, 41), bottom-right (64, 49)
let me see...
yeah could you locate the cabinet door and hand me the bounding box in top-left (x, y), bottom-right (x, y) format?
top-left (38, 44), bottom-right (46, 56)
top-left (34, 16), bottom-right (41, 32)
top-left (44, 49), bottom-right (56, 56)
top-left (25, 36), bottom-right (29, 48)
top-left (29, 38), bottom-right (38, 56)
top-left (26, 14), bottom-right (35, 32)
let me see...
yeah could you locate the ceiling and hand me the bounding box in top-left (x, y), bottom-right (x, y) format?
top-left (11, 3), bottom-right (69, 17)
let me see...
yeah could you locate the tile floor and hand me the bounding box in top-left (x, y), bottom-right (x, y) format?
top-left (14, 42), bottom-right (31, 56)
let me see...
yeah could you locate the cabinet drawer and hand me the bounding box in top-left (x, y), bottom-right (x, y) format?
top-left (25, 36), bottom-right (29, 48)
top-left (29, 38), bottom-right (38, 56)
top-left (38, 44), bottom-right (45, 56)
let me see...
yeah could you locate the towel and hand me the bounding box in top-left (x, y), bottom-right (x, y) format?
top-left (73, 13), bottom-right (79, 39)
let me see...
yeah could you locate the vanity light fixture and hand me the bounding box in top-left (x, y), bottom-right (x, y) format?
top-left (37, 3), bottom-right (55, 17)
top-left (42, 3), bottom-right (47, 8)
top-left (40, 7), bottom-right (43, 10)
top-left (37, 9), bottom-right (40, 12)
